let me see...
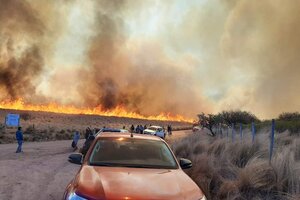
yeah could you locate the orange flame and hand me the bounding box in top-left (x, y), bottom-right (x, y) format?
top-left (0, 99), bottom-right (194, 123)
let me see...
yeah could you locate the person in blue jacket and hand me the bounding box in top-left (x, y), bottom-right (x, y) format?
top-left (72, 131), bottom-right (80, 151)
top-left (16, 127), bottom-right (23, 153)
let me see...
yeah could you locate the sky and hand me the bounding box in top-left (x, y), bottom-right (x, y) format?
top-left (0, 0), bottom-right (300, 119)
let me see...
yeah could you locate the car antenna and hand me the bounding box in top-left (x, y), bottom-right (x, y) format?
top-left (130, 132), bottom-right (134, 137)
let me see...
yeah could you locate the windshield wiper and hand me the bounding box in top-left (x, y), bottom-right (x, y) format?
top-left (90, 162), bottom-right (174, 169)
top-left (90, 162), bottom-right (116, 166)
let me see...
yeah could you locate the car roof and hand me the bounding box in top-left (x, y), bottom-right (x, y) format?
top-left (96, 132), bottom-right (162, 141)
top-left (100, 128), bottom-right (128, 132)
top-left (149, 125), bottom-right (162, 128)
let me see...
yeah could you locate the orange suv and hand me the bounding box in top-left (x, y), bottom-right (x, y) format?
top-left (64, 132), bottom-right (206, 200)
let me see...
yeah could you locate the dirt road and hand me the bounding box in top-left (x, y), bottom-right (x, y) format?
top-left (0, 130), bottom-right (191, 200)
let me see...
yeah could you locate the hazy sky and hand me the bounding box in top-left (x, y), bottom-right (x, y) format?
top-left (0, 0), bottom-right (299, 119)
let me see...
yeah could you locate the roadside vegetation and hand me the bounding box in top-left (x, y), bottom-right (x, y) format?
top-left (0, 110), bottom-right (191, 144)
top-left (172, 130), bottom-right (300, 200)
top-left (184, 111), bottom-right (300, 199)
top-left (198, 111), bottom-right (300, 136)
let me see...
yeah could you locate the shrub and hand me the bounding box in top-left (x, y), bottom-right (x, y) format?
top-left (275, 120), bottom-right (300, 135)
top-left (220, 110), bottom-right (260, 125)
top-left (20, 113), bottom-right (32, 121)
top-left (24, 125), bottom-right (37, 134)
top-left (0, 123), bottom-right (4, 133)
top-left (278, 112), bottom-right (300, 121)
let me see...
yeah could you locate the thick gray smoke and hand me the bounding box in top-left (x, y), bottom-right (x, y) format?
top-left (0, 0), bottom-right (44, 100)
top-left (78, 0), bottom-right (207, 117)
top-left (220, 0), bottom-right (300, 118)
top-left (1, 0), bottom-right (299, 119)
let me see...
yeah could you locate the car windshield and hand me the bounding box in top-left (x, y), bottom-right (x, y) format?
top-left (89, 138), bottom-right (178, 169)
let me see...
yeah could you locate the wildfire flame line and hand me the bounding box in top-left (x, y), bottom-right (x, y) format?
top-left (0, 99), bottom-right (194, 123)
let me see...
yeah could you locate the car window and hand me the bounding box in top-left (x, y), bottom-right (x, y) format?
top-left (148, 127), bottom-right (157, 131)
top-left (89, 138), bottom-right (178, 169)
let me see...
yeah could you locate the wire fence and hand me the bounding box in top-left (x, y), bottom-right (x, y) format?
top-left (213, 119), bottom-right (276, 162)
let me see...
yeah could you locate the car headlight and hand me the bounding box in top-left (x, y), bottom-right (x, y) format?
top-left (67, 192), bottom-right (87, 200)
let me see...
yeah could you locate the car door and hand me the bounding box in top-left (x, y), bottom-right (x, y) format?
top-left (156, 128), bottom-right (164, 138)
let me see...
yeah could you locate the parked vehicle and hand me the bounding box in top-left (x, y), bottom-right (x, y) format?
top-left (95, 128), bottom-right (128, 136)
top-left (80, 128), bottom-right (128, 156)
top-left (143, 125), bottom-right (166, 139)
top-left (64, 133), bottom-right (206, 200)
top-left (192, 126), bottom-right (201, 132)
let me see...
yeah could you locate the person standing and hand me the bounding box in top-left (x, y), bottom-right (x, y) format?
top-left (72, 131), bottom-right (80, 151)
top-left (85, 127), bottom-right (92, 139)
top-left (130, 125), bottom-right (135, 133)
top-left (16, 127), bottom-right (23, 153)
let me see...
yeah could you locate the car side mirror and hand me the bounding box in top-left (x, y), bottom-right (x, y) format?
top-left (179, 158), bottom-right (192, 169)
top-left (68, 153), bottom-right (83, 165)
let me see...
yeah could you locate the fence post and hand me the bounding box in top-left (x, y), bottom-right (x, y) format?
top-left (269, 119), bottom-right (275, 162)
top-left (240, 123), bottom-right (243, 141)
top-left (251, 122), bottom-right (256, 143)
top-left (227, 126), bottom-right (229, 140)
top-left (232, 123), bottom-right (235, 142)
top-left (219, 124), bottom-right (223, 138)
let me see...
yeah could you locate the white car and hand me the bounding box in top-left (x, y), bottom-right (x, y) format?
top-left (143, 126), bottom-right (166, 139)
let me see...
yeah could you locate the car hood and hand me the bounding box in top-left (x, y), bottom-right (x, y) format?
top-left (75, 165), bottom-right (203, 200)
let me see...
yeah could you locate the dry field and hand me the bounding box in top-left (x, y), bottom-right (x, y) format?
top-left (0, 109), bottom-right (191, 143)
top-left (172, 129), bottom-right (300, 200)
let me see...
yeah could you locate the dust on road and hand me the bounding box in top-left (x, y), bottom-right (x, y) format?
top-left (0, 130), bottom-right (191, 200)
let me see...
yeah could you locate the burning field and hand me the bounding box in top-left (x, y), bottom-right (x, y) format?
top-left (0, 0), bottom-right (208, 121)
top-left (0, 108), bottom-right (191, 144)
top-left (1, 1), bottom-right (300, 200)
top-left (1, 0), bottom-right (300, 121)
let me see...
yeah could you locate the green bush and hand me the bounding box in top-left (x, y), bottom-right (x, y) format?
top-left (253, 120), bottom-right (300, 135)
top-left (275, 120), bottom-right (300, 135)
top-left (278, 112), bottom-right (300, 121)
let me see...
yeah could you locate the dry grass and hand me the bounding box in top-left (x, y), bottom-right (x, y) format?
top-left (171, 130), bottom-right (300, 200)
top-left (0, 109), bottom-right (191, 143)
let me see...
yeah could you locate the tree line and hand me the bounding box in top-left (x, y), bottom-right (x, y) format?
top-left (197, 111), bottom-right (300, 136)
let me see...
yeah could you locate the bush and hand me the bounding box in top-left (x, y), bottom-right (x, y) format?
top-left (220, 110), bottom-right (260, 125)
top-left (0, 124), bottom-right (4, 133)
top-left (20, 113), bottom-right (32, 121)
top-left (24, 125), bottom-right (37, 134)
top-left (275, 120), bottom-right (300, 135)
top-left (254, 120), bottom-right (300, 135)
top-left (197, 110), bottom-right (260, 136)
top-left (278, 112), bottom-right (300, 121)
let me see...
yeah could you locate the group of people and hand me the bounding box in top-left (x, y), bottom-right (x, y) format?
top-left (14, 124), bottom-right (174, 153)
top-left (72, 127), bottom-right (99, 153)
top-left (129, 124), bottom-right (173, 135)
top-left (130, 124), bottom-right (148, 134)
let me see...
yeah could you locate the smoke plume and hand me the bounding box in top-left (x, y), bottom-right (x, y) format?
top-left (0, 0), bottom-right (299, 119)
top-left (219, 0), bottom-right (300, 118)
top-left (78, 0), bottom-right (208, 117)
top-left (0, 0), bottom-right (44, 100)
